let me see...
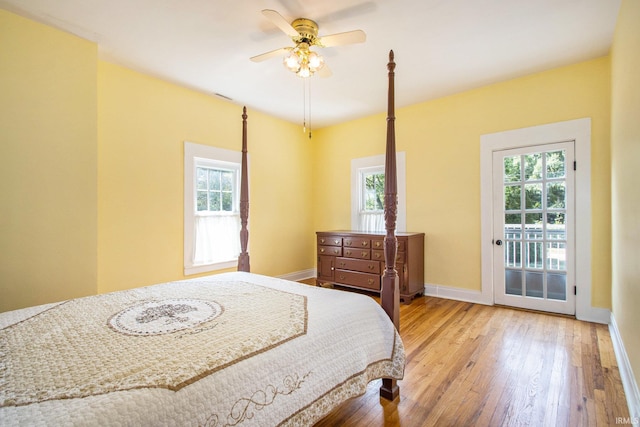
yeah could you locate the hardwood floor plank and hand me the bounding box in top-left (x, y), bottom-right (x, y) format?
top-left (303, 284), bottom-right (631, 427)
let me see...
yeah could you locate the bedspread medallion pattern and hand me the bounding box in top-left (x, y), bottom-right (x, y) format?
top-left (0, 280), bottom-right (307, 406)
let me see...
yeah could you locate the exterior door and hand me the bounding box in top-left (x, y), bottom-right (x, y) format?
top-left (493, 142), bottom-right (575, 315)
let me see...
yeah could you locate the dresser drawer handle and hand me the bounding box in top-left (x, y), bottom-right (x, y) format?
top-left (333, 249), bottom-right (340, 254)
top-left (320, 238), bottom-right (325, 244)
top-left (345, 250), bottom-right (352, 256)
top-left (361, 241), bottom-right (368, 247)
top-left (361, 251), bottom-right (368, 257)
top-left (334, 239), bottom-right (340, 245)
top-left (368, 279), bottom-right (374, 285)
top-left (375, 242), bottom-right (381, 247)
top-left (374, 253), bottom-right (381, 259)
top-left (368, 264), bottom-right (375, 270)
top-left (320, 248), bottom-right (325, 253)
top-left (345, 240), bottom-right (352, 246)
top-left (339, 275), bottom-right (345, 280)
top-left (339, 262), bottom-right (346, 267)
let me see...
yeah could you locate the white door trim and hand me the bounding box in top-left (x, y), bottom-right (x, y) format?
top-left (480, 118), bottom-right (607, 323)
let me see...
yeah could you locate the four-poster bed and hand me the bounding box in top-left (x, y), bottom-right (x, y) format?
top-left (0, 51), bottom-right (404, 426)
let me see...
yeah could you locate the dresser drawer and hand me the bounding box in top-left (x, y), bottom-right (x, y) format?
top-left (371, 238), bottom-right (406, 250)
top-left (372, 250), bottom-right (404, 263)
top-left (342, 248), bottom-right (370, 259)
top-left (336, 257), bottom-right (380, 274)
top-left (318, 245), bottom-right (342, 256)
top-left (318, 236), bottom-right (342, 246)
top-left (343, 236), bottom-right (371, 248)
top-left (335, 270), bottom-right (380, 291)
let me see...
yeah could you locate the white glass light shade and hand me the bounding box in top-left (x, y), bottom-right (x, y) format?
top-left (307, 51), bottom-right (324, 70)
top-left (284, 51), bottom-right (301, 71)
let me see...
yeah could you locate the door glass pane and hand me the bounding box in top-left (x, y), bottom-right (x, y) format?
top-left (526, 242), bottom-right (543, 269)
top-left (546, 150), bottom-right (566, 179)
top-left (547, 182), bottom-right (566, 209)
top-left (505, 270), bottom-right (522, 295)
top-left (525, 271), bottom-right (544, 298)
top-left (525, 184), bottom-right (542, 209)
top-left (547, 273), bottom-right (567, 300)
top-left (504, 156), bottom-right (521, 182)
top-left (505, 185), bottom-right (521, 210)
top-left (505, 240), bottom-right (521, 268)
top-left (546, 242), bottom-right (566, 270)
top-left (524, 153), bottom-right (542, 181)
top-left (505, 213), bottom-right (521, 230)
top-left (546, 213), bottom-right (565, 239)
top-left (525, 213), bottom-right (543, 230)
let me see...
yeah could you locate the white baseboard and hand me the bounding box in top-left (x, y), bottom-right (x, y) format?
top-left (577, 306), bottom-right (611, 325)
top-left (609, 314), bottom-right (640, 424)
top-left (278, 268), bottom-right (316, 282)
top-left (424, 283), bottom-right (490, 305)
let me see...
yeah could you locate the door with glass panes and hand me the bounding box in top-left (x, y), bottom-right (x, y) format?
top-left (493, 142), bottom-right (575, 315)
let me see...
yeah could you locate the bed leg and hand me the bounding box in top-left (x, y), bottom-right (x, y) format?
top-left (380, 378), bottom-right (399, 400)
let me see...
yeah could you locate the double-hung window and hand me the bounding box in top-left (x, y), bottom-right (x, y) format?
top-left (351, 153), bottom-right (407, 232)
top-left (359, 166), bottom-right (385, 232)
top-left (184, 142), bottom-right (241, 275)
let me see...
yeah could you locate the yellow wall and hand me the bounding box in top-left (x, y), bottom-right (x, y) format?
top-left (314, 57), bottom-right (612, 308)
top-left (97, 61), bottom-right (314, 293)
top-left (611, 0), bottom-right (640, 400)
top-left (0, 10), bottom-right (98, 312)
top-left (0, 8), bottom-right (615, 317)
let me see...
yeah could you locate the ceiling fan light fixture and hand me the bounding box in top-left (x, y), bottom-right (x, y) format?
top-left (283, 45), bottom-right (324, 78)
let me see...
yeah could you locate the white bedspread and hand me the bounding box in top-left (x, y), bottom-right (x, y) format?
top-left (0, 272), bottom-right (404, 426)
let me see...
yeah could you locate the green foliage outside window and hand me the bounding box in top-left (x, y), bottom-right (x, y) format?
top-left (363, 172), bottom-right (385, 211)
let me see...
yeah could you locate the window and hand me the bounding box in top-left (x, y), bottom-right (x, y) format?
top-left (358, 166), bottom-right (385, 232)
top-left (184, 142), bottom-right (242, 275)
top-left (351, 153), bottom-right (406, 232)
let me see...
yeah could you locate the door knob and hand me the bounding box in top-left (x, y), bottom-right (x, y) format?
top-left (495, 239), bottom-right (503, 246)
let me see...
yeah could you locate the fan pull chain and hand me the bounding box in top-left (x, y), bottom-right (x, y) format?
top-left (302, 79), bottom-right (307, 134)
top-left (302, 78), bottom-right (312, 139)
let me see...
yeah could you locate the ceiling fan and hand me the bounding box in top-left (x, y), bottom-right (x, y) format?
top-left (250, 9), bottom-right (366, 78)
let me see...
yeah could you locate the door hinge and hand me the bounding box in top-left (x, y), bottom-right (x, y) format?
top-left (573, 161), bottom-right (577, 171)
top-left (574, 286), bottom-right (577, 295)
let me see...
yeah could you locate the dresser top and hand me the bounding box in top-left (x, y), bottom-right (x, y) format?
top-left (317, 230), bottom-right (424, 237)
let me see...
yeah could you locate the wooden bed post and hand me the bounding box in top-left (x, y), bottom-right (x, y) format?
top-left (380, 50), bottom-right (400, 401)
top-left (238, 106), bottom-right (250, 272)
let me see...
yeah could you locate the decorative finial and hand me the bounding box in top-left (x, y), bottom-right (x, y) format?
top-left (242, 106), bottom-right (247, 120)
top-left (388, 50), bottom-right (395, 72)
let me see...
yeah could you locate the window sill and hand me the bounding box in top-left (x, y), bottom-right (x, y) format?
top-left (184, 259), bottom-right (236, 276)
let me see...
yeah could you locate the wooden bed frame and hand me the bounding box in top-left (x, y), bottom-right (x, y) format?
top-left (236, 50), bottom-right (400, 401)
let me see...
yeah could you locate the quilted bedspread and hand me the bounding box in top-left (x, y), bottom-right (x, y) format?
top-left (0, 272), bottom-right (405, 426)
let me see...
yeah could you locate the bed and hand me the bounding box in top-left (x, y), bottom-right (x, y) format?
top-left (0, 51), bottom-right (403, 426)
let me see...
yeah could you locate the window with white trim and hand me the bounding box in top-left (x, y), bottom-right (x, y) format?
top-left (358, 166), bottom-right (385, 232)
top-left (351, 153), bottom-right (407, 232)
top-left (184, 142), bottom-right (242, 275)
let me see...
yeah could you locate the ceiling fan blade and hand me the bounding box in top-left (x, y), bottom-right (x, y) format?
top-left (261, 9), bottom-right (299, 38)
top-left (318, 30), bottom-right (366, 47)
top-left (317, 63), bottom-right (332, 78)
top-left (250, 47), bottom-right (291, 62)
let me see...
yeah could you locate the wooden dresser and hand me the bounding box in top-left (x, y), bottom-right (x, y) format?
top-left (316, 231), bottom-right (425, 303)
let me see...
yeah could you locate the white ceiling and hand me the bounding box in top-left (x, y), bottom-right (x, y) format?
top-left (0, 0), bottom-right (621, 129)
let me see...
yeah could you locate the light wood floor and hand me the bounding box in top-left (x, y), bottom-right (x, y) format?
top-left (303, 281), bottom-right (630, 427)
